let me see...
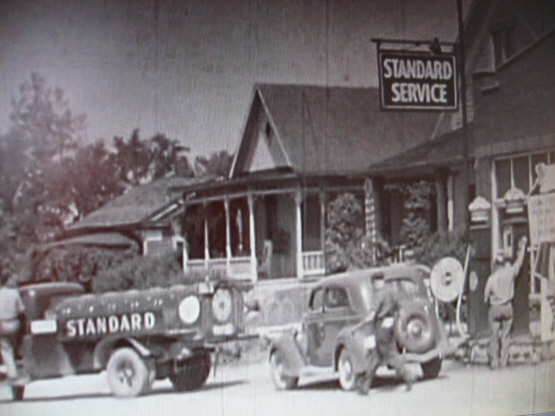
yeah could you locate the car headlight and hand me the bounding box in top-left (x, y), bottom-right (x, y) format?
top-left (178, 295), bottom-right (201, 324)
top-left (212, 288), bottom-right (233, 323)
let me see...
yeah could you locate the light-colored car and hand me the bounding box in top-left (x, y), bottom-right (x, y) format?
top-left (268, 264), bottom-right (449, 391)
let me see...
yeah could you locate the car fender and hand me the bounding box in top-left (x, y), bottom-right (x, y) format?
top-left (335, 326), bottom-right (374, 375)
top-left (269, 331), bottom-right (306, 378)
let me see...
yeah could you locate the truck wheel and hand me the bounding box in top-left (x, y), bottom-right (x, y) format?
top-left (11, 385), bottom-right (25, 401)
top-left (170, 351), bottom-right (211, 392)
top-left (107, 347), bottom-right (152, 397)
top-left (421, 357), bottom-right (442, 379)
top-left (269, 350), bottom-right (298, 390)
top-left (338, 348), bottom-right (360, 391)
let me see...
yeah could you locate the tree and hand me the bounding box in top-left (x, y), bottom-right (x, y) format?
top-left (112, 129), bottom-right (193, 189)
top-left (194, 150), bottom-right (234, 178)
top-left (0, 73), bottom-right (87, 277)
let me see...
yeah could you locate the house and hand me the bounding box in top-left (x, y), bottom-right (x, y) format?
top-left (174, 84), bottom-right (443, 282)
top-left (59, 175), bottom-right (211, 268)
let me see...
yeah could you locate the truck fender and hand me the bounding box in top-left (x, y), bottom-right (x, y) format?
top-left (93, 337), bottom-right (153, 369)
top-left (269, 332), bottom-right (306, 378)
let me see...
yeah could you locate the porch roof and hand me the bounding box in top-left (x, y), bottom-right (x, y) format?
top-left (366, 129), bottom-right (475, 178)
top-left (232, 84), bottom-right (440, 177)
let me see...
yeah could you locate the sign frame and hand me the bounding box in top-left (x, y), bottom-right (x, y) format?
top-left (377, 49), bottom-right (458, 111)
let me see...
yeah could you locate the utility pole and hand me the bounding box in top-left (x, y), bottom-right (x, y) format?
top-left (457, 0), bottom-right (471, 242)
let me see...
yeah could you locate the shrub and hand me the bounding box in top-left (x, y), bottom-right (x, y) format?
top-left (325, 193), bottom-right (391, 272)
top-left (28, 245), bottom-right (139, 290)
top-left (92, 250), bottom-right (187, 293)
top-left (413, 227), bottom-right (468, 268)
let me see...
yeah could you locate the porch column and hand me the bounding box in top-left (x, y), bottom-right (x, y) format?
top-left (224, 197), bottom-right (231, 275)
top-left (435, 169), bottom-right (448, 233)
top-left (203, 201), bottom-right (210, 268)
top-left (320, 191), bottom-right (327, 274)
top-left (364, 178), bottom-right (378, 244)
top-left (319, 191), bottom-right (327, 242)
top-left (447, 174), bottom-right (455, 231)
top-left (247, 192), bottom-right (257, 281)
top-left (295, 190), bottom-right (303, 279)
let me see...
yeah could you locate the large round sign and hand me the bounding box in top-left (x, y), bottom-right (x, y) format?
top-left (430, 257), bottom-right (465, 303)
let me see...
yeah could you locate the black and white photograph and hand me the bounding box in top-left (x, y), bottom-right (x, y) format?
top-left (0, 0), bottom-right (554, 415)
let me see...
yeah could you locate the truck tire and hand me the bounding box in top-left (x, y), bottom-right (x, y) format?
top-left (170, 351), bottom-right (211, 392)
top-left (11, 385), bottom-right (25, 401)
top-left (421, 357), bottom-right (442, 379)
top-left (106, 347), bottom-right (153, 397)
top-left (269, 350), bottom-right (298, 390)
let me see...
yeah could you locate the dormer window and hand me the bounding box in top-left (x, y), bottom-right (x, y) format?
top-left (492, 26), bottom-right (515, 67)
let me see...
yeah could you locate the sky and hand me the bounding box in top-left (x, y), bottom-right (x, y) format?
top-left (0, 0), bottom-right (467, 158)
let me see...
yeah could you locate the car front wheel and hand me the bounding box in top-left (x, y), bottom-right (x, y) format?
top-left (269, 350), bottom-right (298, 390)
top-left (338, 348), bottom-right (360, 391)
top-left (106, 347), bottom-right (153, 397)
top-left (421, 357), bottom-right (442, 379)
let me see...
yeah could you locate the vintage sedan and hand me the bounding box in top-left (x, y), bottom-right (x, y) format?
top-left (268, 264), bottom-right (449, 391)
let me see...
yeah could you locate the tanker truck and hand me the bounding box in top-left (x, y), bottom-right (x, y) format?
top-left (1, 280), bottom-right (257, 400)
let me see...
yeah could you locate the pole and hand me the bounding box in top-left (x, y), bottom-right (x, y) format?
top-left (457, 0), bottom-right (470, 243)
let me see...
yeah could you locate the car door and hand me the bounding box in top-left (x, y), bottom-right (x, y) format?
top-left (306, 285), bottom-right (352, 367)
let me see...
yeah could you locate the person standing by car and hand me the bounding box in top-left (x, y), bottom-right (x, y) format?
top-left (484, 235), bottom-right (528, 369)
top-left (357, 275), bottom-right (413, 395)
top-left (0, 275), bottom-right (25, 382)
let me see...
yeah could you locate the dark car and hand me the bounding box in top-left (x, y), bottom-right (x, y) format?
top-left (0, 280), bottom-right (256, 400)
top-left (268, 264), bottom-right (448, 391)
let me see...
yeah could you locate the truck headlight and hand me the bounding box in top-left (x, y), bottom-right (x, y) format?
top-left (212, 288), bottom-right (233, 323)
top-left (178, 296), bottom-right (201, 324)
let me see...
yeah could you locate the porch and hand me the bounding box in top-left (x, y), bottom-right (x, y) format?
top-left (179, 177), bottom-right (365, 282)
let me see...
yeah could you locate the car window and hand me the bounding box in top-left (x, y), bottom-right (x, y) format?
top-left (310, 288), bottom-right (325, 310)
top-left (325, 287), bottom-right (349, 308)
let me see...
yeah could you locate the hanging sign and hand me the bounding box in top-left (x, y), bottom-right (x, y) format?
top-left (378, 50), bottom-right (458, 110)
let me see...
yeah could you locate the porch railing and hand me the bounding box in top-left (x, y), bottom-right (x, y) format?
top-left (302, 251), bottom-right (325, 276)
top-left (186, 257), bottom-right (252, 280)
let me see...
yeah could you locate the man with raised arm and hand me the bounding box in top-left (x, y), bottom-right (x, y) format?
top-left (484, 235), bottom-right (528, 369)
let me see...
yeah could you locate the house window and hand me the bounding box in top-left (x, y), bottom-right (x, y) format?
top-left (492, 26), bottom-right (515, 67)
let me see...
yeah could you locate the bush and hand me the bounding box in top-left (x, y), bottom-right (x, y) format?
top-left (413, 227), bottom-right (468, 268)
top-left (28, 245), bottom-right (139, 290)
top-left (92, 250), bottom-right (187, 293)
top-left (325, 193), bottom-right (391, 272)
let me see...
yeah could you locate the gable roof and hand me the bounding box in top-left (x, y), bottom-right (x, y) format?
top-left (66, 176), bottom-right (208, 232)
top-left (231, 84), bottom-right (441, 177)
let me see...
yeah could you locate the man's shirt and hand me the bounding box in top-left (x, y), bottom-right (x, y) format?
top-left (0, 287), bottom-right (24, 320)
top-left (372, 285), bottom-right (399, 320)
top-left (484, 265), bottom-right (519, 306)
